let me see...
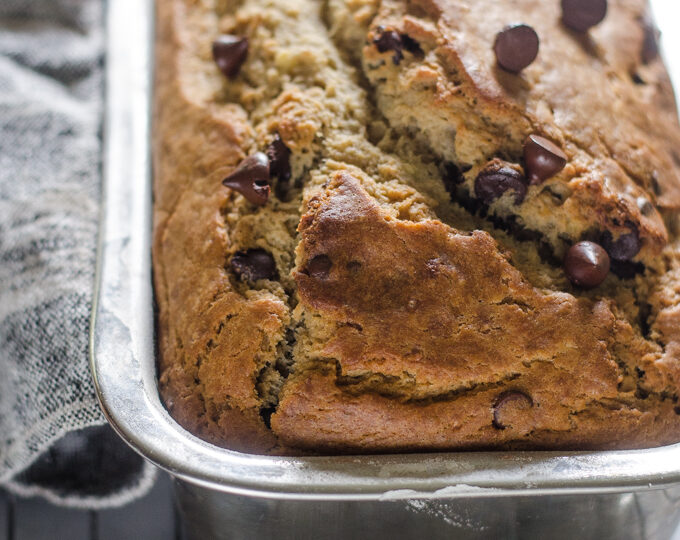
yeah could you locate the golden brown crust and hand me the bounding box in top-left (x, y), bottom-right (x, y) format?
top-left (154, 0), bottom-right (680, 453)
top-left (154, 0), bottom-right (287, 452)
top-left (274, 370), bottom-right (680, 452)
top-left (271, 172), bottom-right (680, 451)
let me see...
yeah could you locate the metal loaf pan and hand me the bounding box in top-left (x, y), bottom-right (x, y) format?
top-left (91, 0), bottom-right (680, 537)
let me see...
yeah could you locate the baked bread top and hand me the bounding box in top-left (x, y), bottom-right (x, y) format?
top-left (358, 0), bottom-right (680, 264)
top-left (154, 0), bottom-right (680, 453)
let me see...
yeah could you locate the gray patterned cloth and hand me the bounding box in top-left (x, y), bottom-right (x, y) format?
top-left (0, 0), bottom-right (155, 507)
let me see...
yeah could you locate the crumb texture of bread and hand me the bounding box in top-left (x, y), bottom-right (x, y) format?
top-left (154, 0), bottom-right (680, 453)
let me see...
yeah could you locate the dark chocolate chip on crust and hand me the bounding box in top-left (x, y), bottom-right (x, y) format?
top-left (564, 241), bottom-right (610, 288)
top-left (524, 135), bottom-right (568, 185)
top-left (374, 27), bottom-right (404, 65)
top-left (601, 228), bottom-right (641, 262)
top-left (266, 134), bottom-right (292, 184)
top-left (212, 35), bottom-right (249, 78)
top-left (493, 24), bottom-right (539, 74)
top-left (492, 391), bottom-right (533, 430)
top-left (474, 161), bottom-right (528, 205)
top-left (266, 134), bottom-right (292, 198)
top-left (561, 0), bottom-right (607, 32)
top-left (401, 34), bottom-right (423, 56)
top-left (304, 255), bottom-right (333, 279)
top-left (231, 249), bottom-right (278, 281)
top-left (373, 27), bottom-right (422, 65)
top-left (222, 152), bottom-right (271, 206)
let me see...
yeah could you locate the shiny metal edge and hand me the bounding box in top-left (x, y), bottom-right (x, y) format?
top-left (90, 0), bottom-right (680, 500)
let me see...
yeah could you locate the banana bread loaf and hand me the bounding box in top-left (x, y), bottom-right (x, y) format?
top-left (153, 0), bottom-right (680, 453)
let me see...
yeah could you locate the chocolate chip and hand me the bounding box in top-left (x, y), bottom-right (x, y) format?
top-left (637, 196), bottom-right (654, 216)
top-left (346, 261), bottom-right (362, 273)
top-left (610, 259), bottom-right (644, 279)
top-left (641, 17), bottom-right (660, 64)
top-left (212, 35), bottom-right (249, 78)
top-left (266, 134), bottom-right (291, 183)
top-left (401, 34), bottom-right (423, 56)
top-left (474, 162), bottom-right (528, 205)
top-left (492, 391), bottom-right (533, 430)
top-left (493, 24), bottom-right (539, 74)
top-left (374, 27), bottom-right (404, 65)
top-left (441, 162), bottom-right (465, 196)
top-left (222, 152), bottom-right (271, 206)
top-left (561, 0), bottom-right (607, 32)
top-left (524, 135), bottom-right (568, 185)
top-left (601, 228), bottom-right (641, 261)
top-left (564, 241), bottom-right (610, 288)
top-left (266, 134), bottom-right (292, 198)
top-left (631, 72), bottom-right (646, 85)
top-left (231, 249), bottom-right (278, 281)
top-left (305, 255), bottom-right (333, 279)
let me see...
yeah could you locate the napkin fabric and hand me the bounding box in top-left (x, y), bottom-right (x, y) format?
top-left (0, 0), bottom-right (155, 508)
